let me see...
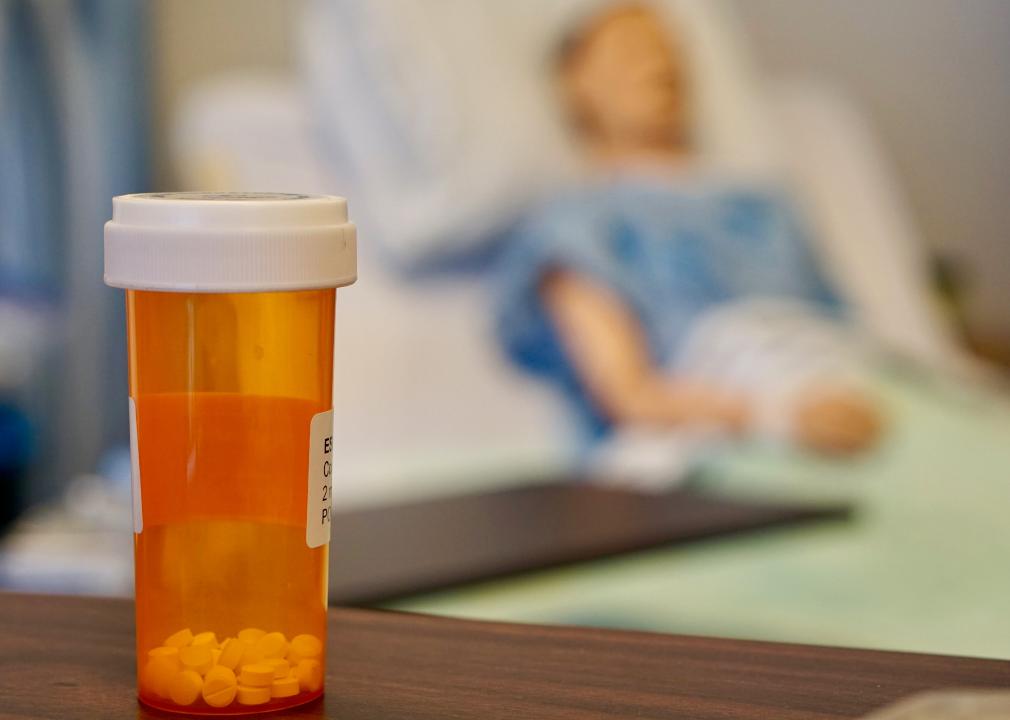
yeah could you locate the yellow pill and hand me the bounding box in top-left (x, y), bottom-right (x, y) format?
top-left (236, 685), bottom-right (272, 706)
top-left (288, 634), bottom-right (322, 664)
top-left (241, 647), bottom-right (264, 666)
top-left (179, 645), bottom-right (214, 676)
top-left (218, 638), bottom-right (248, 670)
top-left (144, 656), bottom-right (179, 699)
top-left (237, 627), bottom-right (266, 645)
top-left (211, 648), bottom-right (222, 666)
top-left (163, 628), bottom-right (194, 648)
top-left (239, 663), bottom-right (276, 688)
top-left (263, 658), bottom-right (290, 678)
top-left (168, 670), bottom-right (203, 707)
top-left (191, 631), bottom-right (218, 649)
top-left (202, 665), bottom-right (237, 708)
top-left (295, 659), bottom-right (323, 693)
top-left (252, 631), bottom-right (288, 660)
top-left (147, 646), bottom-right (180, 666)
top-left (271, 675), bottom-right (300, 699)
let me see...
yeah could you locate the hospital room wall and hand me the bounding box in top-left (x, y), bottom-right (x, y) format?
top-left (150, 0), bottom-right (299, 193)
top-left (734, 0), bottom-right (1010, 351)
top-left (151, 0), bottom-right (1010, 345)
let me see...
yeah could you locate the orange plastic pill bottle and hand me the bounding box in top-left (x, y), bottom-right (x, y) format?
top-left (104, 192), bottom-right (356, 714)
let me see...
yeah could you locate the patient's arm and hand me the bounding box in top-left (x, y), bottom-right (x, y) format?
top-left (543, 269), bottom-right (883, 452)
top-left (541, 269), bottom-right (750, 432)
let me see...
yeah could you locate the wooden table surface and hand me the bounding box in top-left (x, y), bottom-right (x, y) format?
top-left (1, 594), bottom-right (1007, 719)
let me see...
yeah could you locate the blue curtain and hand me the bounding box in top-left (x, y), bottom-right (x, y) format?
top-left (0, 0), bottom-right (150, 505)
top-left (0, 0), bottom-right (65, 296)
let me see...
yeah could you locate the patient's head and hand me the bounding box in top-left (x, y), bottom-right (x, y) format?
top-left (557, 2), bottom-right (691, 165)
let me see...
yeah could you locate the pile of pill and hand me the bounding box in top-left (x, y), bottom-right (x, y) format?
top-left (143, 627), bottom-right (323, 708)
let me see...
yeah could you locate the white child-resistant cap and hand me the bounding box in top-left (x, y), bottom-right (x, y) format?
top-left (104, 192), bottom-right (357, 292)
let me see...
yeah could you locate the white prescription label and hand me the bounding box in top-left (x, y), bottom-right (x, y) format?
top-left (306, 409), bottom-right (334, 548)
top-left (128, 397), bottom-right (143, 534)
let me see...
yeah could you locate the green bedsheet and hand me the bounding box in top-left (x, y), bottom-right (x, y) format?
top-left (391, 371), bottom-right (1010, 659)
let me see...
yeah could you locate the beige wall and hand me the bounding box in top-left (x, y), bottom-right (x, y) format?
top-left (151, 0), bottom-right (302, 188)
top-left (732, 0), bottom-right (1010, 339)
top-left (152, 0), bottom-right (1010, 337)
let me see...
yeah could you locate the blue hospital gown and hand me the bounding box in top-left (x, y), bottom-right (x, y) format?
top-left (493, 177), bottom-right (844, 440)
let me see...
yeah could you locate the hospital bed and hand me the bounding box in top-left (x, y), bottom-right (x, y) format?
top-left (169, 0), bottom-right (1009, 659)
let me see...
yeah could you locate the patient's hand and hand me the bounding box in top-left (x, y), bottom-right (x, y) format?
top-left (793, 387), bottom-right (883, 455)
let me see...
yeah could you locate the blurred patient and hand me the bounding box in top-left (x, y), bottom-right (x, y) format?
top-left (496, 2), bottom-right (882, 454)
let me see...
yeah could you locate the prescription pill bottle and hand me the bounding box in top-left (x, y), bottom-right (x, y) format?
top-left (104, 192), bottom-right (356, 714)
